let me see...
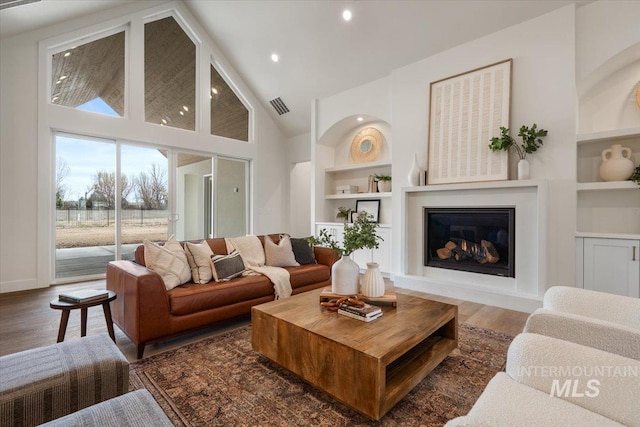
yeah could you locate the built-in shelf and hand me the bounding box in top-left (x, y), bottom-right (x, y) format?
top-left (576, 231), bottom-right (640, 240)
top-left (577, 127), bottom-right (640, 145)
top-left (403, 179), bottom-right (544, 193)
top-left (326, 192), bottom-right (392, 199)
top-left (325, 161), bottom-right (391, 173)
top-left (577, 181), bottom-right (637, 191)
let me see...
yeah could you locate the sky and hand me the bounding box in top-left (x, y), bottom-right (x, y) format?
top-left (56, 98), bottom-right (168, 202)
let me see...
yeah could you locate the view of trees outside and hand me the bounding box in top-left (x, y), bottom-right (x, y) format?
top-left (55, 136), bottom-right (169, 253)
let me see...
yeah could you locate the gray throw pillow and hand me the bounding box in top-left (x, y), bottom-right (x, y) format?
top-left (210, 250), bottom-right (246, 282)
top-left (290, 237), bottom-right (317, 265)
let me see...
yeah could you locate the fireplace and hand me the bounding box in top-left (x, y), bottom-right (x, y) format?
top-left (424, 208), bottom-right (515, 277)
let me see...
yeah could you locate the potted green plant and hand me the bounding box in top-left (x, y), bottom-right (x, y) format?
top-left (336, 206), bottom-right (351, 223)
top-left (488, 124), bottom-right (548, 180)
top-left (309, 213), bottom-right (383, 295)
top-left (630, 166), bottom-right (640, 188)
top-left (374, 174), bottom-right (392, 193)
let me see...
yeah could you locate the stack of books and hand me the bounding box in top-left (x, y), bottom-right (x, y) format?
top-left (338, 302), bottom-right (383, 322)
top-left (59, 289), bottom-right (109, 304)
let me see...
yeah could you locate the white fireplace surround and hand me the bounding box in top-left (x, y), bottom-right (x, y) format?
top-left (395, 180), bottom-right (548, 312)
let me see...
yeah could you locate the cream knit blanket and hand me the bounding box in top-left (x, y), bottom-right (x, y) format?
top-left (225, 236), bottom-right (292, 300)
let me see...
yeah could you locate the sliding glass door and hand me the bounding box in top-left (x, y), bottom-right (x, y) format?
top-left (55, 134), bottom-right (117, 279)
top-left (215, 157), bottom-right (249, 238)
top-left (119, 144), bottom-right (169, 260)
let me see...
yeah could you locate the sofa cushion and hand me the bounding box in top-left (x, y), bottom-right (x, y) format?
top-left (168, 275), bottom-right (274, 315)
top-left (185, 241), bottom-right (214, 284)
top-left (143, 236), bottom-right (191, 290)
top-left (287, 264), bottom-right (330, 289)
top-left (265, 235), bottom-right (299, 267)
top-left (211, 251), bottom-right (246, 281)
top-left (290, 237), bottom-right (317, 265)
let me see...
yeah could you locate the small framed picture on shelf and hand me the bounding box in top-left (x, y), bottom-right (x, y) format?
top-left (350, 211), bottom-right (359, 223)
top-left (355, 199), bottom-right (381, 223)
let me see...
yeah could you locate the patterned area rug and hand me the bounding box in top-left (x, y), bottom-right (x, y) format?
top-left (130, 323), bottom-right (513, 426)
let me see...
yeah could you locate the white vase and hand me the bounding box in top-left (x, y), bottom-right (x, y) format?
top-left (360, 262), bottom-right (385, 297)
top-left (517, 158), bottom-right (530, 180)
top-left (408, 153), bottom-right (421, 186)
top-left (378, 180), bottom-right (391, 193)
top-left (599, 144), bottom-right (634, 182)
top-left (331, 255), bottom-right (360, 295)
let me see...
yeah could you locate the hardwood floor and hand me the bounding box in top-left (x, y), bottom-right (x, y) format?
top-left (0, 279), bottom-right (529, 361)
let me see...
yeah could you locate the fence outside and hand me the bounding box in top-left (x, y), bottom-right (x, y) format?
top-left (56, 208), bottom-right (168, 227)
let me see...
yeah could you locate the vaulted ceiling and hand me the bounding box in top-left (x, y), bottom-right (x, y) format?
top-left (1, 0), bottom-right (583, 137)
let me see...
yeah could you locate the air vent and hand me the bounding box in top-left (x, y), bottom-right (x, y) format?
top-left (269, 97), bottom-right (290, 115)
top-left (0, 0), bottom-right (41, 10)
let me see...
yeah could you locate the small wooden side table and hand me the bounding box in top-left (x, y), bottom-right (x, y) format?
top-left (50, 290), bottom-right (117, 343)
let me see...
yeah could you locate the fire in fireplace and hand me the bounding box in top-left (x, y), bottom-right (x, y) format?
top-left (424, 208), bottom-right (515, 277)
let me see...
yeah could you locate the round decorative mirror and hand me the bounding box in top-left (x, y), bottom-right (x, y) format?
top-left (350, 127), bottom-right (383, 163)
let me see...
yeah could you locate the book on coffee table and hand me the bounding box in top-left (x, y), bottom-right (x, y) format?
top-left (59, 289), bottom-right (109, 304)
top-left (339, 302), bottom-right (382, 318)
top-left (338, 308), bottom-right (383, 322)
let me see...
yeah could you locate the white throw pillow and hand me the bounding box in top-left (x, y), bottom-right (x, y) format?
top-left (185, 241), bottom-right (214, 284)
top-left (144, 235), bottom-right (192, 290)
top-left (264, 235), bottom-right (300, 267)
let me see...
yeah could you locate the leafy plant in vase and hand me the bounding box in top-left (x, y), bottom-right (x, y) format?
top-left (309, 213), bottom-right (383, 295)
top-left (336, 206), bottom-right (351, 223)
top-left (488, 124), bottom-right (549, 180)
top-left (375, 174), bottom-right (392, 193)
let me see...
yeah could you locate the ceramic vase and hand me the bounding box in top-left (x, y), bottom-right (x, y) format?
top-left (331, 255), bottom-right (360, 295)
top-left (378, 180), bottom-right (391, 193)
top-left (599, 144), bottom-right (634, 182)
top-left (408, 153), bottom-right (421, 186)
top-left (360, 262), bottom-right (385, 297)
top-left (517, 159), bottom-right (530, 180)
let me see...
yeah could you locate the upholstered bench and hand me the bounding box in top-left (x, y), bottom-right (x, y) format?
top-left (40, 389), bottom-right (172, 426)
top-left (0, 334), bottom-right (128, 426)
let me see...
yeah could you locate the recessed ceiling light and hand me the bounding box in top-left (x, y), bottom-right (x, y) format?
top-left (357, 116), bottom-right (363, 122)
top-left (271, 53), bottom-right (279, 63)
top-left (161, 118), bottom-right (167, 124)
top-left (51, 96), bottom-right (59, 102)
top-left (182, 105), bottom-right (189, 112)
top-left (63, 52), bottom-right (71, 57)
top-left (179, 111), bottom-right (185, 115)
top-left (211, 87), bottom-right (218, 94)
top-left (342, 9), bottom-right (352, 21)
top-left (59, 75), bottom-right (67, 80)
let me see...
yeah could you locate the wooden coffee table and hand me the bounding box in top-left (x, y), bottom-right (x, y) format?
top-left (251, 289), bottom-right (458, 420)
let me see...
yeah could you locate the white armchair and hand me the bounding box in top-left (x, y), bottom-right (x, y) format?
top-left (446, 333), bottom-right (640, 427)
top-left (524, 286), bottom-right (640, 360)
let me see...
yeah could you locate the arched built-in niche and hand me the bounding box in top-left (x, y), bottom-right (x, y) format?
top-left (578, 43), bottom-right (640, 134)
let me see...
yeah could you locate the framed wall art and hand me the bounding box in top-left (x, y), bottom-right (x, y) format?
top-left (427, 59), bottom-right (512, 185)
top-left (355, 199), bottom-right (380, 223)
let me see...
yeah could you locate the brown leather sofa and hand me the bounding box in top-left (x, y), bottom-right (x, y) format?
top-left (106, 234), bottom-right (338, 358)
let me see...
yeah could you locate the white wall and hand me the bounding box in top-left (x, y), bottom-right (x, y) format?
top-left (289, 161), bottom-right (312, 237)
top-left (0, 0), bottom-right (289, 292)
top-left (391, 5), bottom-right (577, 292)
top-left (286, 132), bottom-right (312, 236)
top-left (576, 2), bottom-right (640, 134)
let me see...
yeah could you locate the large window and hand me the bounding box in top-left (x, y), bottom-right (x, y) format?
top-left (145, 16), bottom-right (196, 131)
top-left (210, 64), bottom-right (249, 141)
top-left (51, 31), bottom-right (125, 116)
